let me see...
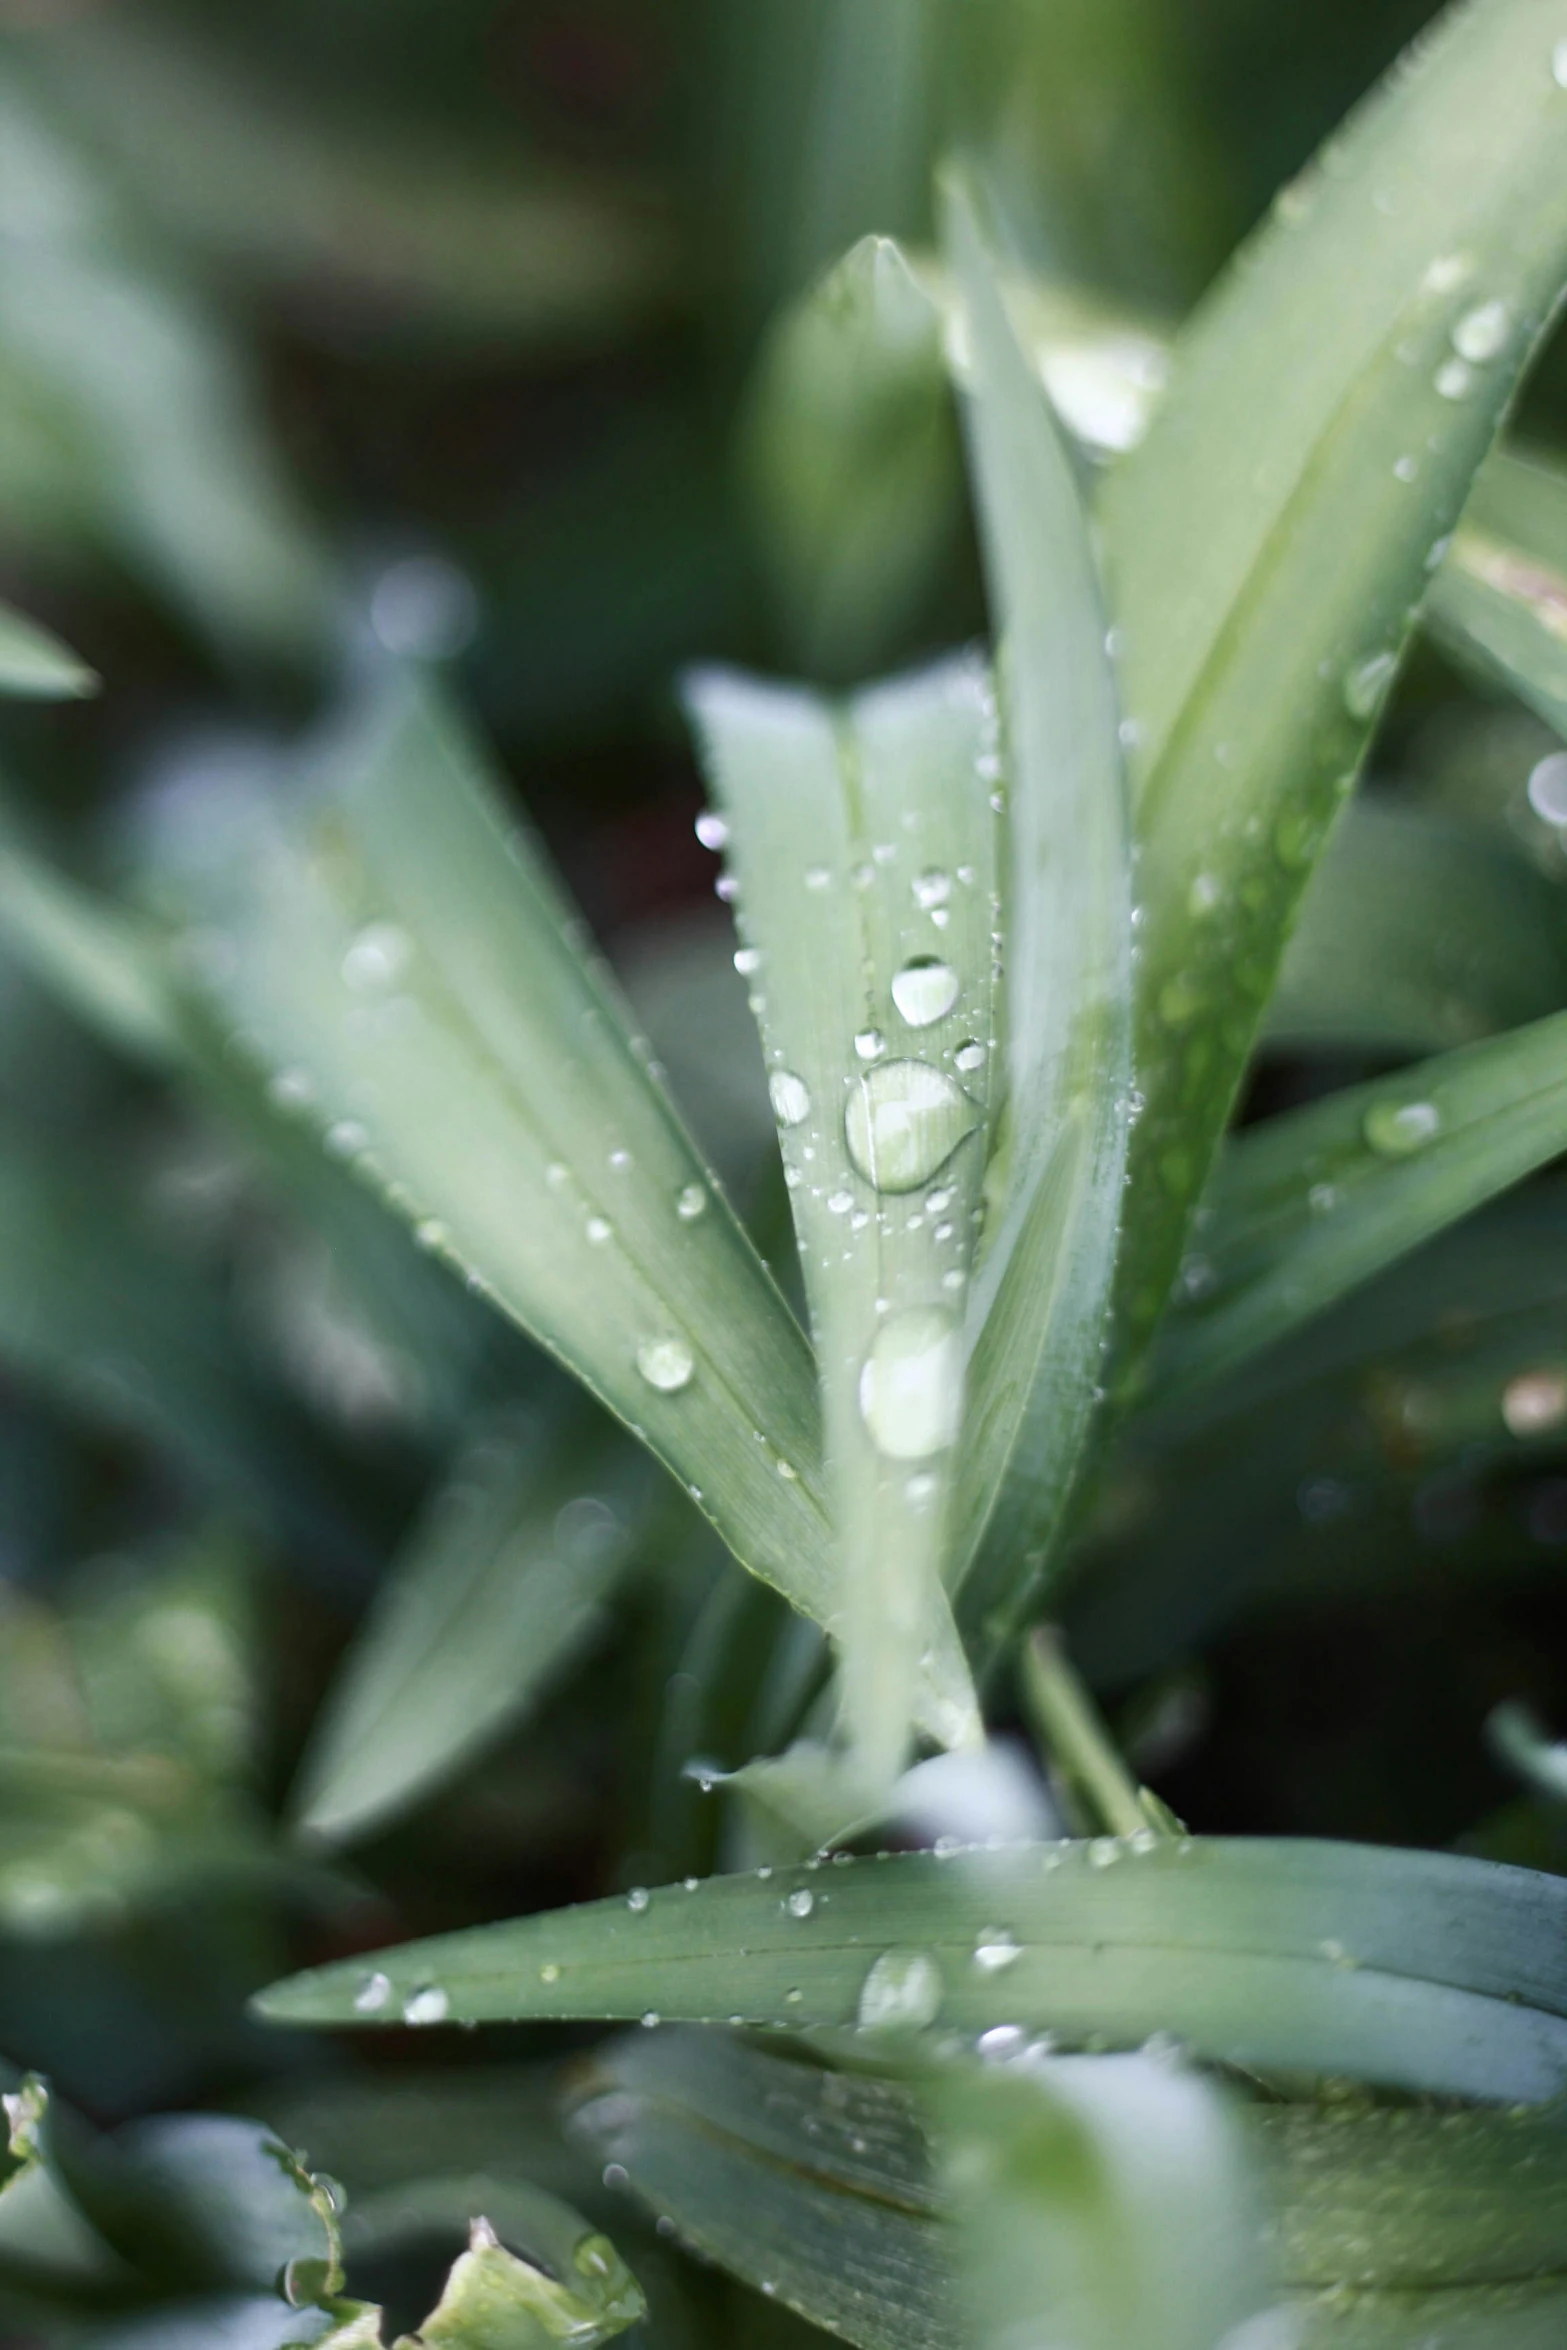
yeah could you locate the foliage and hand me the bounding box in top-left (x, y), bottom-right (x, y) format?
top-left (6, 3), bottom-right (1567, 2348)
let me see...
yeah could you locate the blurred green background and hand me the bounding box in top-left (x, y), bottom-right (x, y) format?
top-left (3, 0), bottom-right (1567, 2173)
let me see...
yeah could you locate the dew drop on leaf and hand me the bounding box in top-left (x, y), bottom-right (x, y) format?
top-left (854, 1028), bottom-right (887, 1061)
top-left (626, 1887), bottom-right (650, 1913)
top-left (1343, 650), bottom-right (1397, 719)
top-left (891, 957), bottom-right (960, 1027)
top-left (844, 1062), bottom-right (977, 1192)
top-left (694, 811), bottom-right (729, 851)
top-left (1555, 37), bottom-right (1567, 88)
top-left (1363, 1098), bottom-right (1441, 1155)
top-left (977, 2024), bottom-right (1026, 2060)
top-left (858, 1307), bottom-right (963, 1460)
top-left (734, 946), bottom-right (762, 976)
top-left (973, 1929), bottom-right (1021, 1974)
top-left (954, 1039), bottom-right (987, 1074)
top-left (912, 868), bottom-right (952, 913)
top-left (1502, 1368), bottom-right (1567, 1437)
top-left (1527, 751), bottom-right (1567, 825)
top-left (403, 1985), bottom-right (449, 2025)
top-left (769, 1070), bottom-right (811, 1127)
top-left (1451, 297), bottom-right (1511, 362)
top-left (786, 1888), bottom-right (815, 1919)
top-left (857, 1948), bottom-right (943, 2030)
top-left (636, 1336), bottom-right (694, 1393)
top-left (1434, 356), bottom-right (1474, 400)
top-left (354, 1970), bottom-right (391, 2013)
top-left (341, 920), bottom-right (412, 992)
top-left (585, 1215), bottom-right (614, 1246)
top-left (676, 1182), bottom-right (708, 1221)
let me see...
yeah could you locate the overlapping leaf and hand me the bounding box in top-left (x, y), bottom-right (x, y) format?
top-left (257, 1838), bottom-right (1567, 2103)
top-left (942, 184), bottom-right (1132, 1657)
top-left (1426, 445), bottom-right (1567, 735)
top-left (685, 651), bottom-right (995, 1783)
top-left (0, 602), bottom-right (96, 699)
top-left (1097, 0), bottom-right (1567, 1374)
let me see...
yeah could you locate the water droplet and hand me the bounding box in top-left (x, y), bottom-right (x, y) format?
top-left (695, 811), bottom-right (729, 851)
top-left (1555, 38), bottom-right (1567, 88)
top-left (1344, 650), bottom-right (1396, 720)
top-left (954, 1040), bottom-right (987, 1075)
top-left (714, 874), bottom-right (738, 903)
top-left (1187, 872), bottom-right (1222, 917)
top-left (1088, 1837), bottom-right (1122, 1869)
top-left (826, 1189), bottom-right (854, 1216)
top-left (845, 1062), bottom-right (976, 1193)
top-left (1308, 1182), bottom-right (1340, 1215)
top-left (1393, 454), bottom-right (1418, 483)
top-left (1452, 298), bottom-right (1511, 363)
top-left (858, 1307), bottom-right (963, 1460)
top-left (354, 1971), bottom-right (391, 2013)
top-left (414, 1216), bottom-right (450, 1251)
top-left (540, 1962), bottom-right (561, 1984)
top-left (973, 1930), bottom-right (1021, 1974)
top-left (1434, 356), bottom-right (1475, 401)
top-left (891, 957), bottom-right (959, 1028)
top-left (585, 1215), bottom-right (613, 1246)
top-left (403, 1985), bottom-right (449, 2025)
top-left (602, 2163), bottom-right (628, 2190)
top-left (626, 1886), bottom-right (650, 1913)
top-left (637, 1335), bottom-right (694, 1393)
top-left (325, 1118), bottom-right (368, 1159)
top-left (805, 864), bottom-right (831, 891)
top-left (786, 1889), bottom-right (815, 1919)
top-left (1528, 751), bottom-right (1567, 825)
top-left (770, 1070), bottom-right (811, 1127)
top-left (734, 946), bottom-right (762, 976)
top-left (912, 869), bottom-right (951, 913)
top-left (640, 2010), bottom-right (661, 2029)
top-left (854, 1028), bottom-right (887, 1061)
top-left (608, 1148), bottom-right (632, 1172)
top-left (1502, 1368), bottom-right (1567, 1437)
top-left (857, 1948), bottom-right (943, 2030)
top-left (676, 1182), bottom-right (708, 1221)
top-left (905, 1471), bottom-right (938, 1507)
top-left (977, 2024), bottom-right (1026, 2061)
top-left (1363, 1098), bottom-right (1441, 1156)
top-left (341, 921), bottom-right (412, 993)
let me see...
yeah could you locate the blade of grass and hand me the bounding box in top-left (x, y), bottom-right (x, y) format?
top-left (1097, 0), bottom-right (1567, 1378)
top-left (0, 792), bottom-right (180, 1065)
top-left (1150, 1004), bottom-right (1567, 1406)
top-left (290, 1410), bottom-right (651, 1844)
top-left (942, 180), bottom-right (1132, 1658)
top-left (254, 1838), bottom-right (1567, 2103)
top-left (0, 602), bottom-right (96, 699)
top-left (684, 651), bottom-right (995, 1785)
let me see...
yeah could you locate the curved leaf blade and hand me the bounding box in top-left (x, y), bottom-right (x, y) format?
top-left (1426, 445), bottom-right (1567, 736)
top-left (943, 181), bottom-right (1132, 1656)
top-left (1099, 0), bottom-right (1567, 1371)
top-left (255, 1838), bottom-right (1567, 2103)
top-left (0, 600), bottom-right (97, 699)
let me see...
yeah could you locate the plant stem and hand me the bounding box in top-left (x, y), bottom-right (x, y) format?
top-left (1021, 1625), bottom-right (1150, 1840)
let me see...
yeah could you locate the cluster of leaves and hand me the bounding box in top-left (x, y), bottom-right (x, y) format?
top-left (8, 1), bottom-right (1567, 2347)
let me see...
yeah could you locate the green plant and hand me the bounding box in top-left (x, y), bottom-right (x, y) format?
top-left (8, 1), bottom-right (1567, 2346)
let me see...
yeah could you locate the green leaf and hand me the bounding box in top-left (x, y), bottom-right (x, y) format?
top-left (1151, 1004), bottom-right (1567, 1404)
top-left (737, 235), bottom-right (962, 683)
top-left (942, 181), bottom-right (1132, 1654)
top-left (938, 2053), bottom-right (1266, 2350)
top-left (147, 675), bottom-right (842, 1642)
top-left (1426, 445), bottom-right (1567, 737)
top-left (684, 652), bottom-right (995, 1782)
top-left (70, 2115), bottom-right (343, 2299)
top-left (0, 600), bottom-right (97, 699)
top-left (291, 1411), bottom-right (650, 1844)
top-left (572, 2030), bottom-right (947, 2350)
top-left (1267, 799), bottom-right (1567, 1053)
top-left (1097, 0), bottom-right (1567, 1373)
top-left (254, 1838), bottom-right (1567, 2103)
top-left (389, 2212), bottom-right (642, 2350)
top-left (0, 2071), bottom-right (128, 2299)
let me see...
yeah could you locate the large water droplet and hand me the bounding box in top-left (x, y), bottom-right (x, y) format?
top-left (858, 1307), bottom-right (963, 1460)
top-left (676, 1182), bottom-right (708, 1221)
top-left (637, 1336), bottom-right (694, 1393)
top-left (1363, 1098), bottom-right (1441, 1156)
top-left (912, 869), bottom-right (952, 913)
top-left (844, 1062), bottom-right (976, 1193)
top-left (354, 1970), bottom-right (391, 2013)
top-left (1344, 651), bottom-right (1396, 720)
top-left (1452, 297), bottom-right (1511, 363)
top-left (857, 1948), bottom-right (943, 2031)
top-left (341, 921), bottom-right (412, 993)
top-left (891, 957), bottom-right (959, 1028)
top-left (403, 1985), bottom-right (449, 2025)
top-left (695, 811), bottom-right (729, 851)
top-left (786, 1888), bottom-right (815, 1919)
top-left (770, 1070), bottom-right (811, 1127)
top-left (1528, 751), bottom-right (1567, 825)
